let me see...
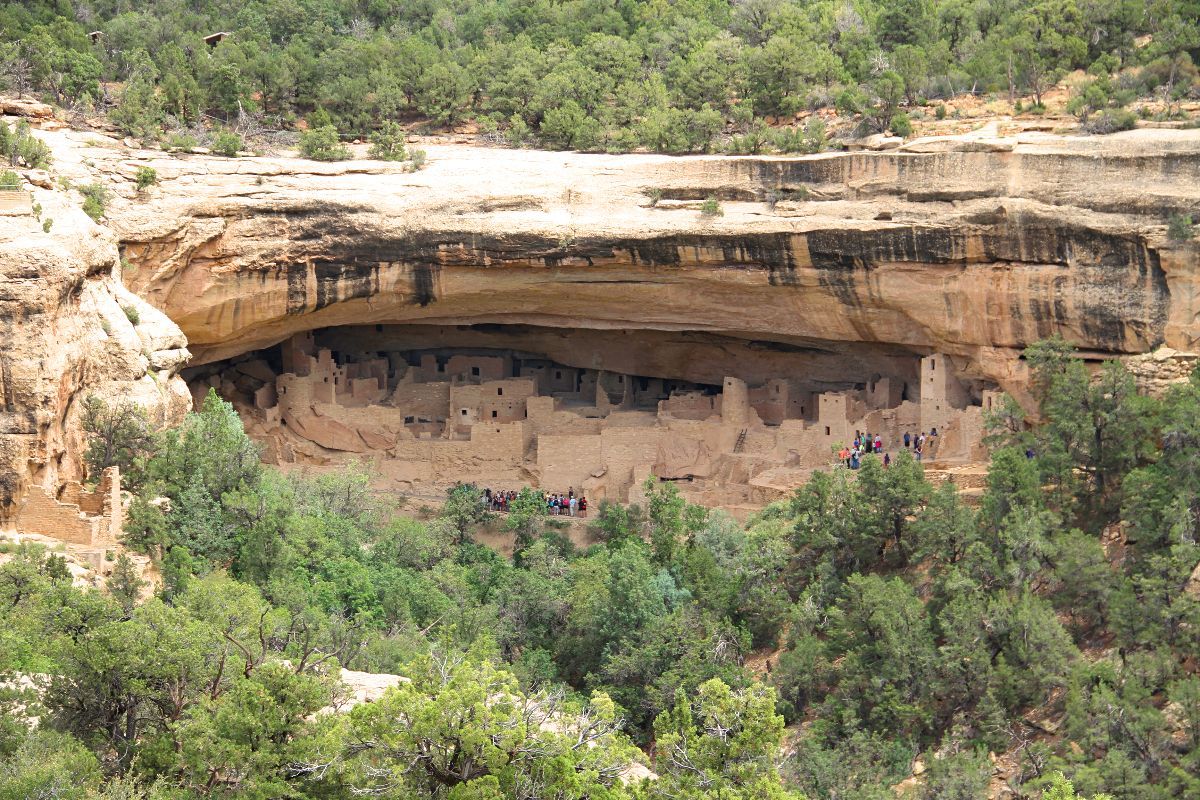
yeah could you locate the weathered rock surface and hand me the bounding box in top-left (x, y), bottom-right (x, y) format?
top-left (5, 124), bottom-right (1200, 521)
top-left (0, 162), bottom-right (190, 521)
top-left (41, 126), bottom-right (1192, 409)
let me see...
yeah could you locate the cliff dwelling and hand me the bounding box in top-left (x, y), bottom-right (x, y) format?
top-left (186, 323), bottom-right (1000, 510)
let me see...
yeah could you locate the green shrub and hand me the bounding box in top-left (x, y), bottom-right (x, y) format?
top-left (835, 88), bottom-right (865, 115)
top-left (889, 112), bottom-right (913, 137)
top-left (935, 104), bottom-right (947, 120)
top-left (700, 195), bottom-right (723, 217)
top-left (0, 169), bottom-right (19, 190)
top-left (1082, 108), bottom-right (1137, 135)
top-left (506, 114), bottom-right (531, 146)
top-left (166, 133), bottom-right (198, 153)
top-left (134, 165), bottom-right (157, 191)
top-left (725, 128), bottom-right (770, 155)
top-left (100, 318), bottom-right (111, 335)
top-left (645, 187), bottom-right (664, 207)
top-left (79, 182), bottom-right (110, 221)
top-left (369, 121), bottom-right (407, 161)
top-left (121, 304), bottom-right (140, 325)
top-left (407, 148), bottom-right (427, 171)
top-left (299, 125), bottom-right (350, 161)
top-left (1, 121), bottom-right (50, 169)
top-left (772, 118), bottom-right (828, 154)
top-left (1167, 213), bottom-right (1195, 242)
top-left (42, 218), bottom-right (53, 233)
top-left (211, 131), bottom-right (242, 157)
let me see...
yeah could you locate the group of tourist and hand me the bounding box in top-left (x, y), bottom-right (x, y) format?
top-left (483, 488), bottom-right (519, 512)
top-left (837, 427), bottom-right (939, 469)
top-left (838, 431), bottom-right (884, 470)
top-left (481, 487), bottom-right (588, 517)
top-left (902, 428), bottom-right (937, 461)
top-left (546, 491), bottom-right (586, 517)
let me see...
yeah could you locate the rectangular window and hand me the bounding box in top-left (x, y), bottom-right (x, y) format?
top-left (497, 387), bottom-right (503, 396)
top-left (472, 367), bottom-right (480, 376)
top-left (461, 409), bottom-right (468, 416)
top-left (404, 416), bottom-right (414, 424)
top-left (491, 410), bottom-right (498, 418)
top-left (825, 426), bottom-right (831, 435)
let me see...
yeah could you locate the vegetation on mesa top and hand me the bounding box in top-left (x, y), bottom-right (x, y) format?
top-left (1, 338), bottom-right (1193, 797)
top-left (0, 0), bottom-right (1197, 157)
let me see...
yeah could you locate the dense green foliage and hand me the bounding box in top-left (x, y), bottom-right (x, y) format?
top-left (1, 0), bottom-right (1198, 152)
top-left (5, 341), bottom-right (1200, 797)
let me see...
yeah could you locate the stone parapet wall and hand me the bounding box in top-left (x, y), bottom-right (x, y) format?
top-left (14, 467), bottom-right (121, 547)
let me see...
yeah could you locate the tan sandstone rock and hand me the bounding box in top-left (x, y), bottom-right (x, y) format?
top-left (55, 126), bottom-right (1197, 410)
top-left (0, 165), bottom-right (190, 522)
top-left (4, 123), bottom-right (1200, 517)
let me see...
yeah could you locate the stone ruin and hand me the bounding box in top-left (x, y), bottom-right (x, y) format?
top-left (10, 466), bottom-right (123, 572)
top-left (189, 328), bottom-right (1000, 513)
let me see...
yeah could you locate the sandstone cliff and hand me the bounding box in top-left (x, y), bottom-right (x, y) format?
top-left (58, 126), bottom-right (1196, 408)
top-left (0, 161), bottom-right (190, 521)
top-left (5, 123), bottom-right (1200, 519)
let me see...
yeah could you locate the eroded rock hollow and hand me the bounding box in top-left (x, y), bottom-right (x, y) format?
top-left (106, 128), bottom-right (1200, 507)
top-left (186, 322), bottom-right (995, 510)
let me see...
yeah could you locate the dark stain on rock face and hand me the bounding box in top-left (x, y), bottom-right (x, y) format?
top-left (1078, 245), bottom-right (1167, 351)
top-left (313, 259), bottom-right (379, 311)
top-left (411, 263), bottom-right (439, 307)
top-left (286, 262), bottom-right (308, 315)
top-left (260, 209), bottom-right (1169, 356)
top-left (803, 227), bottom-right (966, 311)
top-left (980, 219), bottom-right (1170, 352)
top-left (809, 227), bottom-right (971, 269)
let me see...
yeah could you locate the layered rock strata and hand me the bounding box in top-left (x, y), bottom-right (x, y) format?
top-left (76, 127), bottom-right (1200, 410)
top-left (0, 163), bottom-right (190, 522)
top-left (4, 124), bottom-right (1200, 517)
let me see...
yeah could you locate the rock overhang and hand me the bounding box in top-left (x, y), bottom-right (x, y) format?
top-left (58, 128), bottom-right (1195, 404)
